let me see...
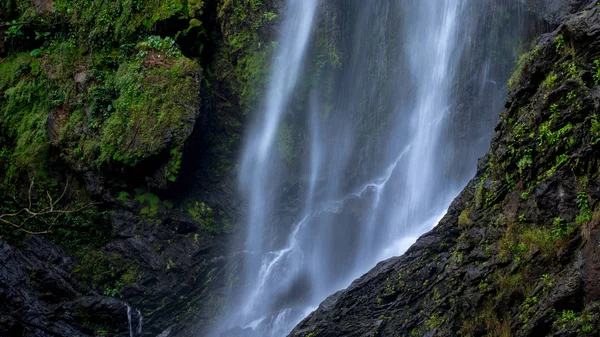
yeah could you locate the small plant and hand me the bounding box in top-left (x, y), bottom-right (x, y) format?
top-left (117, 191), bottom-right (130, 201)
top-left (541, 274), bottom-right (553, 288)
top-left (187, 201), bottom-right (217, 232)
top-left (96, 327), bottom-right (109, 336)
top-left (542, 73), bottom-right (558, 89)
top-left (555, 35), bottom-right (566, 52)
top-left (591, 114), bottom-right (600, 144)
top-left (166, 258), bottom-right (176, 270)
top-left (505, 173), bottom-right (516, 191)
top-left (552, 217), bottom-right (571, 240)
top-left (518, 214), bottom-right (527, 223)
top-left (594, 59), bottom-right (600, 85)
top-left (576, 192), bottom-right (592, 225)
top-left (103, 281), bottom-right (124, 297)
top-left (137, 36), bottom-right (182, 58)
top-left (554, 310), bottom-right (595, 333)
top-left (550, 103), bottom-right (560, 114)
top-left (135, 189), bottom-right (161, 217)
top-left (568, 62), bottom-right (579, 78)
top-left (165, 148), bottom-right (182, 182)
top-left (521, 192), bottom-right (529, 200)
top-left (567, 90), bottom-right (577, 101)
top-left (518, 150), bottom-right (533, 175)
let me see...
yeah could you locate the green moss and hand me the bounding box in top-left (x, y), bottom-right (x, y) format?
top-left (541, 72), bottom-right (558, 89)
top-left (74, 249), bottom-right (121, 290)
top-left (554, 310), bottom-right (596, 335)
top-left (51, 0), bottom-right (206, 46)
top-left (593, 60), bottom-right (600, 85)
top-left (187, 201), bottom-right (217, 232)
top-left (165, 148), bottom-right (183, 182)
top-left (508, 52), bottom-right (530, 88)
top-left (555, 35), bottom-right (566, 52)
top-left (458, 208), bottom-right (473, 227)
top-left (576, 192), bottom-right (592, 225)
top-left (117, 191), bottom-right (131, 201)
top-left (591, 114), bottom-right (600, 144)
top-left (305, 329), bottom-right (321, 337)
top-left (517, 150), bottom-right (532, 174)
top-left (135, 189), bottom-right (161, 217)
top-left (120, 265), bottom-right (139, 284)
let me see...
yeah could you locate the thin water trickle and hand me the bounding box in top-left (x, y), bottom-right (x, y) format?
top-left (127, 304), bottom-right (133, 337)
top-left (136, 309), bottom-right (143, 334)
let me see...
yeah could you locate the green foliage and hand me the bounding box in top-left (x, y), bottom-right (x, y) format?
top-left (74, 249), bottom-right (129, 296)
top-left (305, 330), bottom-right (321, 337)
top-left (165, 149), bottom-right (183, 182)
top-left (555, 35), bottom-right (565, 52)
top-left (117, 191), bottom-right (131, 201)
top-left (541, 73), bottom-right (558, 89)
top-left (93, 55), bottom-right (200, 167)
top-left (554, 310), bottom-right (595, 334)
top-left (593, 60), bottom-right (600, 85)
top-left (263, 12), bottom-right (278, 22)
top-left (52, 0), bottom-right (206, 47)
top-left (96, 327), bottom-right (109, 336)
top-left (551, 217), bottom-right (572, 240)
top-left (519, 296), bottom-right (538, 323)
top-left (215, 0), bottom-right (277, 111)
top-left (505, 173), bottom-right (516, 191)
top-left (576, 192), bottom-right (592, 225)
top-left (0, 54), bottom-right (52, 178)
top-left (591, 114), bottom-right (600, 145)
top-left (567, 62), bottom-right (579, 79)
top-left (540, 274), bottom-right (553, 289)
top-left (187, 201), bottom-right (217, 232)
top-left (538, 122), bottom-right (572, 147)
top-left (458, 208), bottom-right (473, 227)
top-left (137, 36), bottom-right (182, 58)
top-left (518, 227), bottom-right (556, 256)
top-left (135, 189), bottom-right (160, 217)
top-left (508, 53), bottom-right (529, 88)
top-left (517, 150), bottom-right (532, 175)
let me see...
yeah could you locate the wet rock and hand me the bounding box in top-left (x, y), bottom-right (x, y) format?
top-left (289, 2), bottom-right (600, 336)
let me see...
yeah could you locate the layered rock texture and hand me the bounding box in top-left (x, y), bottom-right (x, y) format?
top-left (0, 0), bottom-right (279, 336)
top-left (2, 0), bottom-right (600, 336)
top-left (290, 3), bottom-right (600, 337)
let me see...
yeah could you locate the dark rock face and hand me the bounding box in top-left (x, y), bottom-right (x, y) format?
top-left (290, 3), bottom-right (600, 337)
top-left (525, 0), bottom-right (597, 24)
top-left (0, 205), bottom-right (232, 337)
top-left (0, 236), bottom-right (128, 336)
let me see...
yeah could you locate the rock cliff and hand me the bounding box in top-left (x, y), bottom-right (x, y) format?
top-left (290, 3), bottom-right (600, 336)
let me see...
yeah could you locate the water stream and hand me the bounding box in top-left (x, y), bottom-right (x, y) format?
top-left (217, 1), bottom-right (542, 336)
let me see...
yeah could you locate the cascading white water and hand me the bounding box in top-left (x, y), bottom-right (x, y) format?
top-left (234, 0), bottom-right (318, 331)
top-left (126, 304), bottom-right (142, 337)
top-left (217, 1), bottom-right (536, 336)
top-left (127, 304), bottom-right (133, 337)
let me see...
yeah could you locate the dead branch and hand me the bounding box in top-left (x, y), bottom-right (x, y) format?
top-left (0, 179), bottom-right (101, 235)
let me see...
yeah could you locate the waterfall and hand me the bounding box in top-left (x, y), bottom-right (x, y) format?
top-left (125, 304), bottom-right (142, 337)
top-left (127, 304), bottom-right (133, 337)
top-left (217, 1), bottom-right (538, 336)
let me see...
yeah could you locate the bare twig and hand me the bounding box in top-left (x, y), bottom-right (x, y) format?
top-left (0, 179), bottom-right (100, 235)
